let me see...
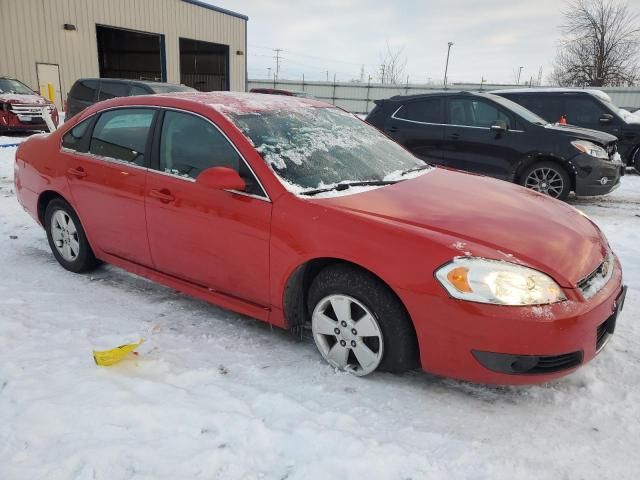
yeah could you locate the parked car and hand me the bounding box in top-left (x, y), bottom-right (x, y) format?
top-left (66, 78), bottom-right (196, 119)
top-left (15, 92), bottom-right (626, 385)
top-left (366, 91), bottom-right (624, 200)
top-left (250, 87), bottom-right (314, 98)
top-left (0, 76), bottom-right (59, 132)
top-left (492, 88), bottom-right (640, 172)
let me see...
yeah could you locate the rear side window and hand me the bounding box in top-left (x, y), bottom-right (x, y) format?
top-left (98, 82), bottom-right (130, 101)
top-left (448, 98), bottom-right (512, 128)
top-left (70, 80), bottom-right (98, 102)
top-left (62, 118), bottom-right (92, 151)
top-left (395, 99), bottom-right (442, 123)
top-left (89, 108), bottom-right (155, 165)
top-left (512, 95), bottom-right (563, 123)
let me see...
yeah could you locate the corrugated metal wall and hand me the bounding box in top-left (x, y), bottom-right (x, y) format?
top-left (0, 0), bottom-right (247, 101)
top-left (249, 79), bottom-right (640, 113)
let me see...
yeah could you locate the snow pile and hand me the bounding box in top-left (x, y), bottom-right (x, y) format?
top-left (1, 145), bottom-right (640, 479)
top-left (618, 108), bottom-right (640, 124)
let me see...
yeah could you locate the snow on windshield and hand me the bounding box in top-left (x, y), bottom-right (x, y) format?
top-left (223, 106), bottom-right (428, 194)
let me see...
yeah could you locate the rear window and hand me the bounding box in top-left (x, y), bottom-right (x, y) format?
top-left (70, 80), bottom-right (98, 102)
top-left (395, 99), bottom-right (442, 123)
top-left (98, 82), bottom-right (130, 101)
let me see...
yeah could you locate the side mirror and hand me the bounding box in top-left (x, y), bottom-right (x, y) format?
top-left (599, 114), bottom-right (614, 124)
top-left (196, 167), bottom-right (246, 191)
top-left (490, 120), bottom-right (508, 132)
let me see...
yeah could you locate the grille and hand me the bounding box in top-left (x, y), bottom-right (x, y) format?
top-left (527, 352), bottom-right (583, 374)
top-left (578, 252), bottom-right (613, 299)
top-left (9, 104), bottom-right (48, 118)
top-left (596, 313), bottom-right (616, 352)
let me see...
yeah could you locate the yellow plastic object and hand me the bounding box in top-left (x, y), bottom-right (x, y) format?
top-left (47, 83), bottom-right (55, 102)
top-left (93, 339), bottom-right (144, 366)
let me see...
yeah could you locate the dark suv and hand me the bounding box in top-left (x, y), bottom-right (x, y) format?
top-left (366, 91), bottom-right (623, 200)
top-left (66, 78), bottom-right (196, 119)
top-left (492, 88), bottom-right (640, 172)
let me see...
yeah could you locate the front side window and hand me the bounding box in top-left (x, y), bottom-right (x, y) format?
top-left (448, 98), bottom-right (512, 128)
top-left (563, 96), bottom-right (607, 125)
top-left (89, 108), bottom-right (155, 165)
top-left (158, 111), bottom-right (265, 196)
top-left (130, 85), bottom-right (150, 96)
top-left (62, 118), bottom-right (92, 151)
top-left (227, 107), bottom-right (425, 192)
top-left (395, 99), bottom-right (442, 123)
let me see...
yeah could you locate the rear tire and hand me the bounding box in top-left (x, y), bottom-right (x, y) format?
top-left (520, 161), bottom-right (571, 200)
top-left (44, 198), bottom-right (99, 273)
top-left (308, 264), bottom-right (419, 375)
top-left (632, 148), bottom-right (640, 174)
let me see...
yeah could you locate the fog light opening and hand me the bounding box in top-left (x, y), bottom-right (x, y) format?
top-left (510, 356), bottom-right (539, 373)
top-left (600, 177), bottom-right (609, 185)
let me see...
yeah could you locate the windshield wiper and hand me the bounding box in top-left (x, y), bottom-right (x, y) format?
top-left (300, 180), bottom-right (399, 196)
top-left (399, 163), bottom-right (431, 176)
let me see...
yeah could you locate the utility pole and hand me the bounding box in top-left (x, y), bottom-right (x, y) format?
top-left (326, 70), bottom-right (329, 82)
top-left (443, 41), bottom-right (454, 89)
top-left (480, 76), bottom-right (486, 90)
top-left (516, 66), bottom-right (523, 85)
top-left (380, 64), bottom-right (386, 84)
top-left (273, 48), bottom-right (283, 81)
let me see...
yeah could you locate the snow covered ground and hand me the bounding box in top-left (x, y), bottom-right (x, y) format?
top-left (0, 137), bottom-right (639, 480)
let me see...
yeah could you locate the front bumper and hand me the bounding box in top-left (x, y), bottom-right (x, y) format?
top-left (573, 153), bottom-right (625, 196)
top-left (399, 259), bottom-right (625, 385)
top-left (0, 106), bottom-right (57, 132)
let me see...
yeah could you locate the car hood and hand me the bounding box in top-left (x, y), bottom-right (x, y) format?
top-left (313, 168), bottom-right (606, 287)
top-left (0, 93), bottom-right (51, 105)
top-left (543, 123), bottom-right (617, 144)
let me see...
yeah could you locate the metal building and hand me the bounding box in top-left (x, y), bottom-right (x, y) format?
top-left (0, 0), bottom-right (248, 111)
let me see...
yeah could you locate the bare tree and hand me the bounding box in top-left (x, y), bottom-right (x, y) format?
top-left (377, 42), bottom-right (407, 85)
top-left (551, 0), bottom-right (640, 86)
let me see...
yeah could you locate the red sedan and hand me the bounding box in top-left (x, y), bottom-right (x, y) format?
top-left (14, 92), bottom-right (626, 385)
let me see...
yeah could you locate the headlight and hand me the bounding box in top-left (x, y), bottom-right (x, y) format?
top-left (571, 140), bottom-right (608, 159)
top-left (435, 257), bottom-right (567, 306)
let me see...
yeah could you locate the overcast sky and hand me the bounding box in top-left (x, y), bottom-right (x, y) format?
top-left (215, 0), bottom-right (570, 85)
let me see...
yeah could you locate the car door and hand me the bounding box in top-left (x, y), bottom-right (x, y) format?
top-left (64, 107), bottom-right (156, 266)
top-left (442, 96), bottom-right (523, 179)
top-left (144, 109), bottom-right (272, 306)
top-left (383, 98), bottom-right (444, 164)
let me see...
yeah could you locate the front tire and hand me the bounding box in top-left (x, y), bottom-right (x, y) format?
top-left (520, 161), bottom-right (571, 200)
top-left (308, 264), bottom-right (418, 376)
top-left (632, 148), bottom-right (640, 174)
top-left (44, 198), bottom-right (99, 273)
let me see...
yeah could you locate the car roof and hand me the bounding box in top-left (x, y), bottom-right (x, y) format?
top-left (491, 87), bottom-right (613, 102)
top-left (74, 77), bottom-right (187, 88)
top-left (380, 90), bottom-right (493, 103)
top-left (89, 91), bottom-right (332, 115)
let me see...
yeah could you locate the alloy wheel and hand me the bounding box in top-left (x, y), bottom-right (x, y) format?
top-left (524, 167), bottom-right (565, 198)
top-left (50, 209), bottom-right (80, 262)
top-left (312, 294), bottom-right (384, 376)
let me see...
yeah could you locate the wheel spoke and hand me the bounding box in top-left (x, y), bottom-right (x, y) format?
top-left (67, 220), bottom-right (77, 236)
top-left (313, 313), bottom-right (338, 336)
top-left (329, 296), bottom-right (351, 323)
top-left (62, 243), bottom-right (73, 259)
top-left (326, 343), bottom-right (349, 368)
top-left (352, 342), bottom-right (378, 370)
top-left (69, 237), bottom-right (80, 256)
top-left (354, 313), bottom-right (379, 337)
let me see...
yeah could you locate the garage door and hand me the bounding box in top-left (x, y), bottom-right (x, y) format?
top-left (179, 37), bottom-right (229, 91)
top-left (97, 25), bottom-right (166, 82)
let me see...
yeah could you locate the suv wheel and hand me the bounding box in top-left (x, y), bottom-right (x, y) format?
top-left (521, 161), bottom-right (571, 200)
top-left (633, 147), bottom-right (640, 174)
top-left (308, 264), bottom-right (418, 376)
top-left (45, 198), bottom-right (100, 273)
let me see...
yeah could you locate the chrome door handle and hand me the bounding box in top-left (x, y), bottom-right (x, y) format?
top-left (149, 188), bottom-right (175, 203)
top-left (67, 167), bottom-right (87, 178)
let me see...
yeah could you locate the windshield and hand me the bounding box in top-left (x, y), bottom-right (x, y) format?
top-left (150, 84), bottom-right (196, 94)
top-left (227, 107), bottom-right (426, 192)
top-left (487, 94), bottom-right (549, 125)
top-left (0, 79), bottom-right (35, 95)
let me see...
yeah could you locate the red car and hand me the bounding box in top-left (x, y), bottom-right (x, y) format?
top-left (0, 77), bottom-right (59, 133)
top-left (14, 92), bottom-right (626, 385)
